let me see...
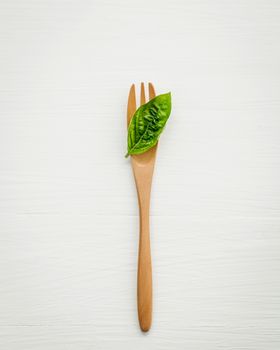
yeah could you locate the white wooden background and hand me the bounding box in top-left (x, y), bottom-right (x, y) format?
top-left (0, 0), bottom-right (280, 349)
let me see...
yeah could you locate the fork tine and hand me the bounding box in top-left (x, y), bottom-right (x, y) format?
top-left (148, 82), bottom-right (156, 100)
top-left (140, 82), bottom-right (146, 105)
top-left (127, 84), bottom-right (136, 127)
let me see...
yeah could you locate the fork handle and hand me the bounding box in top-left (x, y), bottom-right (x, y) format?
top-left (137, 194), bottom-right (152, 332)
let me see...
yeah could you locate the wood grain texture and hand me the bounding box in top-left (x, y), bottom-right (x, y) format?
top-left (0, 0), bottom-right (280, 349)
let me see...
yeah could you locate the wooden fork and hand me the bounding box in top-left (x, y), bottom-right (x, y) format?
top-left (127, 82), bottom-right (157, 332)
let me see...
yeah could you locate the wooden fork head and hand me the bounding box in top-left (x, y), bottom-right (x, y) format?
top-left (127, 82), bottom-right (158, 165)
top-left (127, 82), bottom-right (156, 127)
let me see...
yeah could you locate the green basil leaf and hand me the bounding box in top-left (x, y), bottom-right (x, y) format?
top-left (126, 92), bottom-right (171, 157)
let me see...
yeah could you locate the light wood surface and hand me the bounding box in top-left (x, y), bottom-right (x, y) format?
top-left (127, 83), bottom-right (157, 332)
top-left (1, 0), bottom-right (280, 349)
